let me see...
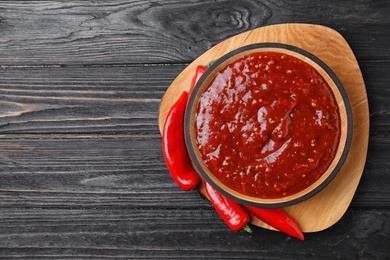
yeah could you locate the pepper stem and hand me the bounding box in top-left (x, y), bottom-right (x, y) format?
top-left (206, 60), bottom-right (216, 68)
top-left (243, 224), bottom-right (252, 233)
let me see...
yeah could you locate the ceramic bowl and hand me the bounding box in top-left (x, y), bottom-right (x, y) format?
top-left (184, 43), bottom-right (353, 208)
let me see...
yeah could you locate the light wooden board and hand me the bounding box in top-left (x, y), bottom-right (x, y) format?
top-left (158, 23), bottom-right (369, 233)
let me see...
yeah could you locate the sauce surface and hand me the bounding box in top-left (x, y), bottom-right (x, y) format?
top-left (195, 52), bottom-right (341, 198)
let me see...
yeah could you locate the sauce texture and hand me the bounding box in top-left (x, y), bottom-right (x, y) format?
top-left (195, 52), bottom-right (341, 198)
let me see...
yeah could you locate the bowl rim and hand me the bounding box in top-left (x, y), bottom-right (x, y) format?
top-left (184, 42), bottom-right (353, 208)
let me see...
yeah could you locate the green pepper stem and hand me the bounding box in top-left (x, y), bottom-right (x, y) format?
top-left (243, 224), bottom-right (252, 233)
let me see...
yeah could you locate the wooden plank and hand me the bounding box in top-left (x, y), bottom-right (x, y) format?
top-left (0, 61), bottom-right (388, 135)
top-left (352, 135), bottom-right (390, 208)
top-left (0, 0), bottom-right (388, 66)
top-left (362, 61), bottom-right (390, 133)
top-left (0, 207), bottom-right (387, 258)
top-left (0, 136), bottom-right (388, 209)
top-left (0, 65), bottom-right (181, 135)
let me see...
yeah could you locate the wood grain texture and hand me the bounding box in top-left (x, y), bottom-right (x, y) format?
top-left (0, 0), bottom-right (388, 258)
top-left (0, 66), bottom-right (179, 135)
top-left (0, 61), bottom-right (389, 135)
top-left (0, 136), bottom-right (388, 209)
top-left (0, 0), bottom-right (271, 65)
top-left (0, 207), bottom-right (388, 259)
top-left (0, 0), bottom-right (389, 66)
top-left (0, 137), bottom-right (388, 258)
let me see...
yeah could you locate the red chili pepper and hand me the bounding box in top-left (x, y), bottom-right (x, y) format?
top-left (243, 205), bottom-right (304, 240)
top-left (204, 180), bottom-right (251, 232)
top-left (162, 91), bottom-right (199, 191)
top-left (189, 65), bottom-right (207, 93)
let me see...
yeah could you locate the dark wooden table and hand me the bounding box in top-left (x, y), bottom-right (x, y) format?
top-left (0, 1), bottom-right (388, 259)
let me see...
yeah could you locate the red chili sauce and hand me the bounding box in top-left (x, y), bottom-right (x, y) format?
top-left (195, 52), bottom-right (341, 198)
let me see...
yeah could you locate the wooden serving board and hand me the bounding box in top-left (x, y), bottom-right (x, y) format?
top-left (158, 23), bottom-right (369, 233)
